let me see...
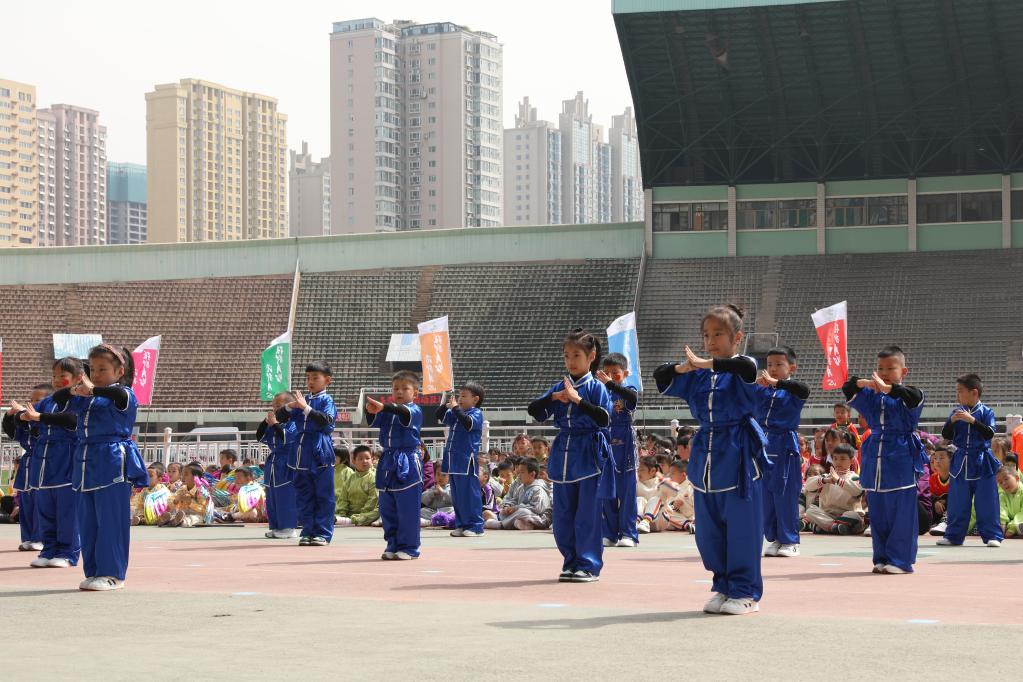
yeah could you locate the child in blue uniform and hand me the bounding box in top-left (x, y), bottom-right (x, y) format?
top-left (937, 373), bottom-right (1002, 548)
top-left (654, 305), bottom-right (771, 615)
top-left (754, 346), bottom-right (809, 559)
top-left (528, 329), bottom-right (613, 583)
top-left (842, 345), bottom-right (926, 574)
top-left (64, 344), bottom-right (148, 591)
top-left (288, 362), bottom-right (337, 546)
top-left (436, 382), bottom-right (486, 538)
top-left (366, 371), bottom-right (424, 560)
top-left (258, 390), bottom-right (298, 539)
top-left (3, 383), bottom-right (51, 552)
top-left (12, 358), bottom-right (83, 569)
top-left (596, 352), bottom-right (640, 548)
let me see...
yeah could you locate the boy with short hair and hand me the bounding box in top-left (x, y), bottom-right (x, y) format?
top-left (596, 352), bottom-right (640, 548)
top-left (436, 382), bottom-right (486, 537)
top-left (997, 467), bottom-right (1023, 537)
top-left (530, 437), bottom-right (550, 462)
top-left (640, 458), bottom-right (695, 533)
top-left (484, 458), bottom-right (552, 530)
top-left (803, 445), bottom-right (865, 534)
top-left (366, 370), bottom-right (424, 560)
top-left (335, 445), bottom-right (379, 527)
top-left (927, 445), bottom-right (952, 535)
top-left (831, 403), bottom-right (860, 446)
top-left (754, 346), bottom-right (810, 558)
top-left (843, 345), bottom-right (925, 574)
top-left (288, 362), bottom-right (337, 547)
top-left (938, 373), bottom-right (1002, 548)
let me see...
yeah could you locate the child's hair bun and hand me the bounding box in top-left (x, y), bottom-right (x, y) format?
top-left (726, 304), bottom-right (745, 320)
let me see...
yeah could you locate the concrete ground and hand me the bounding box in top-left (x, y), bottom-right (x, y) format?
top-left (0, 524), bottom-right (1019, 680)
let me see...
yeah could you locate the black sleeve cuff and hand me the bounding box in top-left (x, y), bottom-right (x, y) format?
top-left (972, 420), bottom-right (995, 440)
top-left (841, 376), bottom-right (861, 401)
top-left (653, 363), bottom-right (678, 393)
top-left (712, 356), bottom-right (757, 384)
top-left (306, 409), bottom-right (331, 427)
top-left (889, 384), bottom-right (923, 409)
top-left (604, 381), bottom-right (639, 403)
top-left (776, 379), bottom-right (811, 400)
top-left (576, 400), bottom-right (610, 427)
top-left (527, 396), bottom-right (553, 421)
top-left (382, 403), bottom-right (412, 427)
top-left (38, 412), bottom-right (76, 429)
top-left (434, 405), bottom-right (448, 422)
top-left (941, 421), bottom-right (955, 440)
top-left (93, 385), bottom-right (129, 410)
top-left (451, 407), bottom-right (473, 431)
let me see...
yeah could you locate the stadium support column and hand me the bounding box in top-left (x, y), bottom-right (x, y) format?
top-left (816, 183), bottom-right (825, 255)
top-left (643, 188), bottom-right (653, 257)
top-left (907, 179), bottom-right (918, 252)
top-left (727, 186), bottom-right (737, 257)
top-left (1003, 175), bottom-right (1012, 248)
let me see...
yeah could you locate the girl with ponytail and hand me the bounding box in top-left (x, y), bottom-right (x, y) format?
top-left (526, 328), bottom-right (614, 583)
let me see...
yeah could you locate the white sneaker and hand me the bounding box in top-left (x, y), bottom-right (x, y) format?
top-left (394, 551), bottom-right (418, 560)
top-left (986, 539), bottom-right (1002, 548)
top-left (264, 530), bottom-right (276, 538)
top-left (335, 517), bottom-right (353, 528)
top-left (872, 564), bottom-right (886, 574)
top-left (82, 576), bottom-right (124, 591)
top-left (381, 551), bottom-right (397, 560)
top-left (46, 557), bottom-right (71, 568)
top-left (571, 570), bottom-right (599, 583)
top-left (18, 541), bottom-right (33, 551)
top-left (371, 519), bottom-right (383, 527)
top-left (79, 577), bottom-right (97, 590)
top-left (637, 519), bottom-right (651, 534)
top-left (929, 522), bottom-right (947, 536)
top-left (703, 592), bottom-right (728, 614)
top-left (616, 538), bottom-right (636, 547)
top-left (935, 537), bottom-right (957, 546)
top-left (29, 542), bottom-right (43, 551)
top-left (882, 565), bottom-right (908, 574)
top-left (450, 528), bottom-right (465, 537)
top-left (461, 529), bottom-right (483, 537)
top-left (863, 526), bottom-right (872, 537)
top-left (776, 544), bottom-right (800, 558)
top-left (763, 541), bottom-right (781, 557)
top-left (30, 557), bottom-right (50, 568)
top-left (720, 598), bottom-right (759, 615)
top-left (602, 537), bottom-right (614, 547)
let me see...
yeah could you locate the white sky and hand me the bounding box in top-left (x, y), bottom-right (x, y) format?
top-left (7, 0), bottom-right (634, 164)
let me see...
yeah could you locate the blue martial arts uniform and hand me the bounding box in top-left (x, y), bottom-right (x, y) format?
top-left (754, 381), bottom-right (808, 547)
top-left (656, 357), bottom-right (771, 601)
top-left (528, 373), bottom-right (614, 577)
top-left (371, 402), bottom-right (424, 557)
top-left (258, 410), bottom-right (297, 533)
top-left (845, 381), bottom-right (926, 572)
top-left (67, 384), bottom-right (147, 582)
top-left (601, 381), bottom-right (639, 545)
top-left (28, 394), bottom-right (81, 564)
top-left (942, 403), bottom-right (1001, 545)
top-left (289, 391), bottom-right (337, 542)
top-left (3, 410), bottom-right (41, 545)
top-left (438, 404), bottom-right (484, 534)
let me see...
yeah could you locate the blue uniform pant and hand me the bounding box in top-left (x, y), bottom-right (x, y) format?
top-left (18, 489), bottom-right (39, 544)
top-left (763, 454), bottom-right (802, 545)
top-left (379, 485), bottom-right (422, 556)
top-left (601, 467), bottom-right (638, 543)
top-left (37, 486), bottom-right (80, 563)
top-left (866, 488), bottom-right (918, 572)
top-left (78, 482), bottom-right (131, 580)
top-left (266, 483), bottom-right (298, 531)
top-left (945, 474), bottom-right (1003, 544)
top-left (553, 476), bottom-right (603, 575)
top-left (694, 482), bottom-right (764, 601)
top-left (449, 472), bottom-right (483, 534)
top-left (294, 467), bottom-right (335, 541)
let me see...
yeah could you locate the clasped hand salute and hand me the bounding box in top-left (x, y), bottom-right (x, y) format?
top-left (674, 346), bottom-right (713, 374)
top-left (70, 374), bottom-right (95, 397)
top-left (551, 376), bottom-right (581, 404)
top-left (856, 372), bottom-right (892, 394)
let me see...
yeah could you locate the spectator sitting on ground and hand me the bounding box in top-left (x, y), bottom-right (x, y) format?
top-left (421, 470), bottom-right (454, 527)
top-left (997, 467), bottom-right (1023, 538)
top-left (218, 448), bottom-right (238, 478)
top-left (334, 446), bottom-right (351, 491)
top-left (639, 459), bottom-right (694, 533)
top-left (479, 464), bottom-right (499, 521)
top-left (675, 435), bottom-right (691, 462)
top-left (928, 445), bottom-right (952, 535)
top-left (510, 434), bottom-right (532, 458)
top-left (636, 455), bottom-right (662, 518)
top-left (222, 467), bottom-right (267, 523)
top-left (802, 445), bottom-right (865, 535)
top-left (484, 458), bottom-right (551, 530)
top-left (1004, 453), bottom-right (1020, 478)
top-left (335, 445), bottom-right (380, 527)
top-left (530, 436), bottom-right (550, 463)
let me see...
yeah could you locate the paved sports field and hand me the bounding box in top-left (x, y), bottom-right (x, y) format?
top-left (1, 525), bottom-right (1017, 679)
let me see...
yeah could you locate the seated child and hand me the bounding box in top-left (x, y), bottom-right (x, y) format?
top-left (161, 463), bottom-right (213, 527)
top-left (166, 462), bottom-right (183, 492)
top-left (799, 463), bottom-right (825, 530)
top-left (1004, 453), bottom-right (1020, 479)
top-left (635, 455), bottom-right (662, 529)
top-left (335, 445), bottom-right (380, 527)
top-left (998, 467), bottom-right (1023, 538)
top-left (639, 459), bottom-right (694, 533)
top-left (130, 465), bottom-right (170, 526)
top-left (479, 465), bottom-right (499, 521)
top-left (421, 470), bottom-right (454, 526)
top-left (222, 467), bottom-right (267, 523)
top-left (928, 445), bottom-right (952, 535)
top-left (803, 445), bottom-right (865, 534)
top-left (484, 458), bottom-right (551, 530)
top-left (493, 461), bottom-right (515, 501)
top-left (530, 437), bottom-right (550, 463)
top-left (217, 449), bottom-right (238, 478)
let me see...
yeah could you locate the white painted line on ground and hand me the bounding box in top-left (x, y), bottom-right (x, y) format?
top-left (907, 619), bottom-right (939, 624)
top-left (536, 603), bottom-right (566, 608)
top-left (186, 563), bottom-right (204, 567)
top-left (819, 563), bottom-right (842, 567)
top-left (232, 592), bottom-right (259, 596)
top-left (694, 579), bottom-right (712, 584)
top-left (421, 570), bottom-right (443, 574)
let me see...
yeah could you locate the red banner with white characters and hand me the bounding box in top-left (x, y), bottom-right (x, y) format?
top-left (811, 302), bottom-right (848, 390)
top-left (131, 335), bottom-right (162, 405)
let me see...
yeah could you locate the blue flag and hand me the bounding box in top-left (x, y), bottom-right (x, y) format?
top-left (606, 312), bottom-right (643, 392)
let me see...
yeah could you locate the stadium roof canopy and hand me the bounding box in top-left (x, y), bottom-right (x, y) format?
top-left (613, 0), bottom-right (1023, 187)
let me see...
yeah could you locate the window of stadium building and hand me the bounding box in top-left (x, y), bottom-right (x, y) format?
top-left (825, 196), bottom-right (908, 227)
top-left (652, 202), bottom-right (727, 231)
top-left (736, 200), bottom-right (815, 230)
top-left (918, 191), bottom-right (1001, 224)
top-left (1013, 190), bottom-right (1022, 219)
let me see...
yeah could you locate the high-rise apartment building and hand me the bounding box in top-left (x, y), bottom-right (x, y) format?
top-left (0, 79), bottom-right (37, 247)
top-left (504, 93), bottom-right (643, 227)
top-left (107, 162), bottom-right (147, 244)
top-left (289, 141), bottom-right (330, 237)
top-left (36, 104), bottom-right (107, 245)
top-left (145, 79), bottom-right (287, 243)
top-left (503, 97), bottom-right (561, 226)
top-left (329, 18), bottom-right (502, 233)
